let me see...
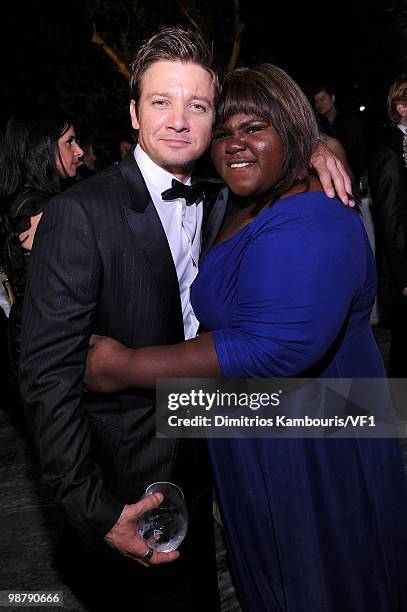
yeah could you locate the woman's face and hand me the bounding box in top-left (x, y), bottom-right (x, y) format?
top-left (211, 114), bottom-right (284, 200)
top-left (56, 126), bottom-right (84, 177)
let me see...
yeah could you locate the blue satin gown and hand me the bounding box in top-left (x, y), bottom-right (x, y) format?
top-left (191, 192), bottom-right (407, 612)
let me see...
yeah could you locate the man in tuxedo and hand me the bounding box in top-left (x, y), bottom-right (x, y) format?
top-left (313, 84), bottom-right (367, 180)
top-left (19, 26), bottom-right (351, 611)
top-left (369, 75), bottom-right (407, 377)
top-left (20, 27), bottom-right (225, 612)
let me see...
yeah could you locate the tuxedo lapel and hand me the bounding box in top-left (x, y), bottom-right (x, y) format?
top-left (200, 185), bottom-right (228, 261)
top-left (389, 126), bottom-right (404, 150)
top-left (119, 154), bottom-right (184, 339)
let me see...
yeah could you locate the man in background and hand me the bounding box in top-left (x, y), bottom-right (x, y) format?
top-left (369, 74), bottom-right (407, 378)
top-left (314, 83), bottom-right (367, 179)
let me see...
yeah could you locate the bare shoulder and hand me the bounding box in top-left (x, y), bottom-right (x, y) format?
top-left (19, 212), bottom-right (43, 250)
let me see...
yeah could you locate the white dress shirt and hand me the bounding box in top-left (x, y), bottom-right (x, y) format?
top-left (134, 145), bottom-right (203, 339)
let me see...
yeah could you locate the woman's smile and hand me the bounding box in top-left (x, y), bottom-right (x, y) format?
top-left (211, 113), bottom-right (284, 201)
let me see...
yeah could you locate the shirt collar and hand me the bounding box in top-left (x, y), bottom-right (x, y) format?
top-left (397, 123), bottom-right (407, 135)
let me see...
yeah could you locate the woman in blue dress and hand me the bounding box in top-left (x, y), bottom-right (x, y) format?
top-left (85, 64), bottom-right (407, 611)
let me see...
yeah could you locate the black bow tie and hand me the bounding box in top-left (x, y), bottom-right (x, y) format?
top-left (161, 179), bottom-right (205, 205)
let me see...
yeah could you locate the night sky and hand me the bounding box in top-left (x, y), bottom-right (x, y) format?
top-left (1, 0), bottom-right (405, 161)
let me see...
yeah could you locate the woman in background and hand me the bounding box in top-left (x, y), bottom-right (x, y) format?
top-left (0, 107), bottom-right (83, 381)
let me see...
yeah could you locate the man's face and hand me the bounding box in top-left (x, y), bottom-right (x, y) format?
top-left (396, 102), bottom-right (407, 127)
top-left (313, 90), bottom-right (335, 116)
top-left (130, 60), bottom-right (215, 181)
top-left (119, 140), bottom-right (133, 159)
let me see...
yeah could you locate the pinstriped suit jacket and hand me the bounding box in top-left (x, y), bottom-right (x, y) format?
top-left (19, 152), bottom-right (227, 546)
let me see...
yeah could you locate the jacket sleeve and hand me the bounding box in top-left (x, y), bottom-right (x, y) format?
top-left (369, 146), bottom-right (407, 291)
top-left (19, 194), bottom-right (123, 546)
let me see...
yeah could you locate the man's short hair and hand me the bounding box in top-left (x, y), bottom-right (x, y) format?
top-left (129, 26), bottom-right (219, 107)
top-left (387, 74), bottom-right (407, 125)
top-left (313, 84), bottom-right (336, 98)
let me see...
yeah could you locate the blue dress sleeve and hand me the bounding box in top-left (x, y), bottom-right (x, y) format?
top-left (212, 201), bottom-right (366, 377)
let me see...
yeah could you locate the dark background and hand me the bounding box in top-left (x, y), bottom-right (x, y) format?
top-left (1, 0), bottom-right (406, 165)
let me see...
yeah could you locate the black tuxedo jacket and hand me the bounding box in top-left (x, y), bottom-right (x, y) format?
top-left (19, 152), bottom-right (227, 546)
top-left (369, 126), bottom-right (407, 314)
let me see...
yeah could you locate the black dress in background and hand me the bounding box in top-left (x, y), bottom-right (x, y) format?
top-left (1, 190), bottom-right (46, 383)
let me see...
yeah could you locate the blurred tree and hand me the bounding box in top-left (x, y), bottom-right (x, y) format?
top-left (88, 0), bottom-right (245, 81)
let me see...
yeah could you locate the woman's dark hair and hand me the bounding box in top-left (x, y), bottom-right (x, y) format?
top-left (0, 106), bottom-right (74, 271)
top-left (215, 63), bottom-right (319, 210)
top-left (0, 106), bottom-right (73, 197)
